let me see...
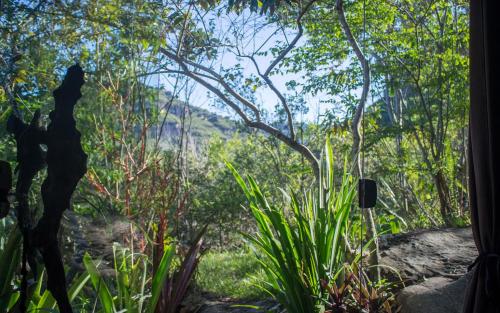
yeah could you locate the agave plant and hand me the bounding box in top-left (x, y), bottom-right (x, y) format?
top-left (227, 138), bottom-right (356, 313)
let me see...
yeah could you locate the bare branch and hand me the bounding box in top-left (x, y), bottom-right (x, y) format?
top-left (160, 47), bottom-right (262, 120)
top-left (158, 0), bottom-right (323, 177)
top-left (335, 0), bottom-right (370, 175)
top-left (159, 49), bottom-right (319, 176)
top-left (229, 0), bottom-right (319, 143)
top-left (263, 0), bottom-right (317, 76)
top-left (246, 55), bottom-right (296, 140)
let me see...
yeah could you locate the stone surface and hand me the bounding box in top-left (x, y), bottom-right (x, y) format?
top-left (397, 273), bottom-right (471, 313)
top-left (380, 227), bottom-right (477, 285)
top-left (380, 228), bottom-right (476, 313)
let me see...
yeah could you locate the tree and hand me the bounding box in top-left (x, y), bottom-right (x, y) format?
top-left (286, 0), bottom-right (469, 226)
top-left (375, 0), bottom-right (469, 226)
top-left (155, 0), bottom-right (321, 177)
top-left (334, 0), bottom-right (380, 280)
top-left (153, 0), bottom-right (386, 280)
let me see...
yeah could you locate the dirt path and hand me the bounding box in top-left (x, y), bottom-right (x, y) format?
top-left (181, 294), bottom-right (278, 313)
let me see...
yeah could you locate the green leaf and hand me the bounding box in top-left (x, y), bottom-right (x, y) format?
top-left (0, 228), bottom-right (21, 312)
top-left (146, 245), bottom-right (175, 313)
top-left (83, 253), bottom-right (116, 313)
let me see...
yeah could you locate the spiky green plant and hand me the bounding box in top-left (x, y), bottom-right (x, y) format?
top-left (83, 244), bottom-right (174, 313)
top-left (227, 138), bottom-right (356, 313)
top-left (0, 227), bottom-right (22, 312)
top-left (0, 225), bottom-right (89, 313)
top-left (83, 226), bottom-right (205, 313)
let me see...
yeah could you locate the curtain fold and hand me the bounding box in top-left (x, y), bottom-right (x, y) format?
top-left (463, 0), bottom-right (500, 312)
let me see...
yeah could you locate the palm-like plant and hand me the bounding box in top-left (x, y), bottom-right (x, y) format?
top-left (227, 138), bottom-right (356, 313)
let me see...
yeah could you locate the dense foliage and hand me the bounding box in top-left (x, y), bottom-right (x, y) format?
top-left (228, 140), bottom-right (356, 312)
top-left (0, 0), bottom-right (469, 312)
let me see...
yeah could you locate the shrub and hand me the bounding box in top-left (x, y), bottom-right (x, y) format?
top-left (83, 227), bottom-right (205, 313)
top-left (227, 138), bottom-right (356, 313)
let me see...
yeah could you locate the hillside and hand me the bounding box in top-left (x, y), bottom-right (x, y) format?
top-left (155, 91), bottom-right (238, 148)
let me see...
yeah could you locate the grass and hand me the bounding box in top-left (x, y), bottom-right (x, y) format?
top-left (195, 249), bottom-right (267, 300)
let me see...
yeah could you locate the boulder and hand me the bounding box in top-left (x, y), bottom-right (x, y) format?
top-left (397, 273), bottom-right (471, 313)
top-left (380, 227), bottom-right (476, 285)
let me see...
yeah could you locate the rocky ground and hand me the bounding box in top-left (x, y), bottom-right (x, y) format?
top-left (379, 227), bottom-right (476, 313)
top-left (396, 274), bottom-right (472, 313)
top-left (379, 227), bottom-right (476, 284)
top-left (61, 212), bottom-right (478, 313)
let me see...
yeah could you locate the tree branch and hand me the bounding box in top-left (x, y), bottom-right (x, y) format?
top-left (159, 48), bottom-right (319, 177)
top-left (262, 0), bottom-right (317, 76)
top-left (160, 47), bottom-right (262, 121)
top-left (246, 54), bottom-right (295, 140)
top-left (335, 0), bottom-right (370, 175)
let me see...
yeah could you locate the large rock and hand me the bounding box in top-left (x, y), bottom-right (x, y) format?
top-left (397, 273), bottom-right (471, 313)
top-left (380, 227), bottom-right (477, 285)
top-left (61, 211), bottom-right (143, 276)
top-left (380, 228), bottom-right (477, 313)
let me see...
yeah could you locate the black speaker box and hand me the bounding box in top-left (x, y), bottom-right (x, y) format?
top-left (358, 178), bottom-right (377, 208)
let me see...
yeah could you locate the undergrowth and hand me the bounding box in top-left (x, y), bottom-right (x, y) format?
top-left (195, 249), bottom-right (267, 300)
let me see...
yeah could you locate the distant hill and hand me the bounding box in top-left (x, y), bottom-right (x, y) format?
top-left (153, 91), bottom-right (238, 149)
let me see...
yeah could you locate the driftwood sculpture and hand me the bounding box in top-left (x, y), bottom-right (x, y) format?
top-left (5, 64), bottom-right (87, 313)
top-left (0, 160), bottom-right (12, 218)
top-left (6, 109), bottom-right (45, 313)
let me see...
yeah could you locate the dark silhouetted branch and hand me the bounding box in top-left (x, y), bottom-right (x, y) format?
top-left (6, 64), bottom-right (87, 313)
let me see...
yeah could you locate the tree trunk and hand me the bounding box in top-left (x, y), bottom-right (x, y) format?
top-left (336, 0), bottom-right (380, 282)
top-left (434, 169), bottom-right (454, 226)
